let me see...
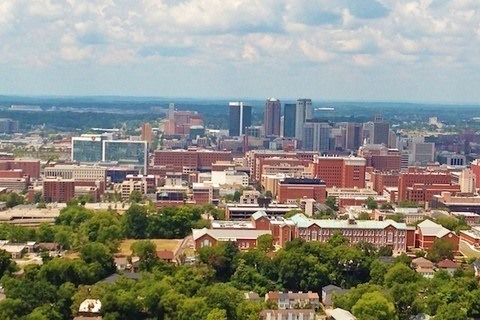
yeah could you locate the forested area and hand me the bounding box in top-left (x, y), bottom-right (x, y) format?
top-left (0, 203), bottom-right (478, 319)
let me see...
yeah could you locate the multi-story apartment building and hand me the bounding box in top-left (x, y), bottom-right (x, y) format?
top-left (312, 156), bottom-right (366, 188)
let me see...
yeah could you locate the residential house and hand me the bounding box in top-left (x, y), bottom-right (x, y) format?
top-left (265, 291), bottom-right (319, 310)
top-left (322, 285), bottom-right (349, 307)
top-left (412, 257), bottom-right (435, 278)
top-left (259, 309), bottom-right (316, 320)
top-left (326, 308), bottom-right (356, 320)
top-left (436, 259), bottom-right (458, 274)
top-left (156, 250), bottom-right (174, 264)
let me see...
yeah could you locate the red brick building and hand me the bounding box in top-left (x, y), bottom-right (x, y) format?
top-left (471, 159), bottom-right (480, 188)
top-left (277, 178), bottom-right (326, 203)
top-left (405, 184), bottom-right (461, 204)
top-left (192, 228), bottom-right (272, 250)
top-left (398, 168), bottom-right (453, 202)
top-left (416, 219), bottom-right (459, 250)
top-left (43, 178), bottom-right (75, 203)
top-left (312, 156), bottom-right (366, 188)
top-left (371, 171), bottom-right (399, 194)
top-left (358, 145), bottom-right (402, 172)
top-left (153, 149), bottom-right (231, 171)
top-left (0, 159), bottom-right (40, 179)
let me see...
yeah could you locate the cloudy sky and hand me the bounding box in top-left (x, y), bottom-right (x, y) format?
top-left (1, 0), bottom-right (480, 103)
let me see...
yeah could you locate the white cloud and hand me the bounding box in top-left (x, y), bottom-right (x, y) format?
top-left (0, 0), bottom-right (480, 101)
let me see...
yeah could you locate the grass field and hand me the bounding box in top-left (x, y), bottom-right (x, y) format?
top-left (119, 239), bottom-right (182, 256)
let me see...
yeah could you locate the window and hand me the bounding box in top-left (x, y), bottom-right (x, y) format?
top-left (387, 231), bottom-right (393, 243)
top-left (312, 231), bottom-right (318, 241)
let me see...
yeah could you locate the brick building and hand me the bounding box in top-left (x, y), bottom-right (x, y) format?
top-left (358, 145), bottom-right (402, 172)
top-left (277, 178), bottom-right (326, 203)
top-left (43, 178), bottom-right (75, 203)
top-left (415, 219), bottom-right (459, 251)
top-left (153, 149), bottom-right (231, 171)
top-left (397, 168), bottom-right (453, 202)
top-left (312, 156), bottom-right (366, 188)
top-left (0, 159), bottom-right (40, 179)
top-left (370, 171), bottom-right (399, 194)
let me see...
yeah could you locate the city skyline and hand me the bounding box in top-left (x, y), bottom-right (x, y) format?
top-left (1, 1), bottom-right (480, 103)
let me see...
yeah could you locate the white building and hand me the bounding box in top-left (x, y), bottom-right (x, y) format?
top-left (211, 170), bottom-right (249, 187)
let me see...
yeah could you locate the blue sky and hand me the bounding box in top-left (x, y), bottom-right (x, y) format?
top-left (1, 0), bottom-right (480, 103)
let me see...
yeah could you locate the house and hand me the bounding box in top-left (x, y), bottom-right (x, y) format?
top-left (78, 299), bottom-right (101, 316)
top-left (469, 259), bottom-right (480, 277)
top-left (436, 259), bottom-right (458, 274)
top-left (114, 257), bottom-right (128, 270)
top-left (322, 285), bottom-right (349, 307)
top-left (244, 291), bottom-right (261, 303)
top-left (73, 317), bottom-right (103, 320)
top-left (265, 291), bottom-right (319, 310)
top-left (156, 250), bottom-right (174, 264)
top-left (326, 308), bottom-right (356, 320)
top-left (0, 243), bottom-right (27, 259)
top-left (416, 219), bottom-right (459, 251)
top-left (259, 309), bottom-right (316, 320)
top-left (412, 257), bottom-right (435, 278)
top-left (192, 228), bottom-right (271, 250)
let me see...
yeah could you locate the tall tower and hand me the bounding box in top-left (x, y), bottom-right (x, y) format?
top-left (295, 99), bottom-right (312, 141)
top-left (229, 102), bottom-right (252, 137)
top-left (168, 103), bottom-right (175, 120)
top-left (283, 103), bottom-right (296, 138)
top-left (263, 98), bottom-right (281, 136)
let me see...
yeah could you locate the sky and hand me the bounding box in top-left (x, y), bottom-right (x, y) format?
top-left (1, 0), bottom-right (480, 103)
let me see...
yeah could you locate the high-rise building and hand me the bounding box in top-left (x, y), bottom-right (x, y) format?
top-left (72, 136), bottom-right (104, 163)
top-left (459, 169), bottom-right (476, 194)
top-left (373, 121), bottom-right (390, 145)
top-left (229, 102), bottom-right (252, 136)
top-left (295, 99), bottom-right (312, 141)
top-left (346, 123), bottom-right (363, 150)
top-left (141, 122), bottom-right (154, 147)
top-left (283, 103), bottom-right (296, 138)
top-left (312, 156), bottom-right (366, 188)
top-left (409, 137), bottom-right (435, 166)
top-left (263, 98), bottom-right (281, 136)
top-left (103, 140), bottom-right (148, 173)
top-left (302, 121), bottom-right (330, 152)
top-left (0, 119), bottom-right (19, 134)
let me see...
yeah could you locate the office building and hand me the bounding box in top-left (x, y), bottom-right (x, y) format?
top-left (302, 120), bottom-right (330, 152)
top-left (397, 168), bottom-right (453, 202)
top-left (373, 121), bottom-right (390, 145)
top-left (229, 102), bottom-right (252, 136)
top-left (459, 169), bottom-right (476, 194)
top-left (0, 159), bottom-right (41, 179)
top-left (72, 136), bottom-right (104, 163)
top-left (141, 122), bottom-right (154, 146)
top-left (295, 99), bottom-right (312, 141)
top-left (312, 156), bottom-right (366, 188)
top-left (277, 178), bottom-right (327, 203)
top-left (358, 144), bottom-right (402, 172)
top-left (283, 103), bottom-right (296, 138)
top-left (346, 123), bottom-right (363, 151)
top-left (263, 98), bottom-right (281, 136)
top-left (43, 178), bottom-right (75, 203)
top-left (153, 149), bottom-right (232, 171)
top-left (409, 137), bottom-right (435, 166)
top-left (103, 140), bottom-right (148, 173)
top-left (0, 119), bottom-right (19, 134)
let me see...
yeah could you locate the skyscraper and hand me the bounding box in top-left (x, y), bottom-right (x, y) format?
top-left (263, 98), bottom-right (281, 136)
top-left (295, 99), bottom-right (312, 141)
top-left (346, 123), bottom-right (363, 150)
top-left (283, 103), bottom-right (296, 138)
top-left (302, 120), bottom-right (330, 152)
top-left (373, 121), bottom-right (390, 145)
top-left (229, 102), bottom-right (252, 136)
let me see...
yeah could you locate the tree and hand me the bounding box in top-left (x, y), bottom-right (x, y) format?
top-left (365, 197), bottom-right (378, 210)
top-left (384, 263), bottom-right (420, 288)
top-left (257, 234), bottom-right (275, 253)
top-left (357, 212), bottom-right (371, 220)
top-left (206, 308), bottom-right (227, 320)
top-left (325, 196), bottom-right (338, 211)
top-left (131, 240), bottom-right (158, 271)
top-left (327, 231), bottom-right (349, 247)
top-left (0, 249), bottom-right (15, 277)
top-left (80, 242), bottom-right (115, 276)
top-left (434, 302), bottom-right (468, 320)
top-left (352, 291), bottom-right (396, 320)
top-left (378, 246), bottom-right (393, 257)
top-left (129, 190), bottom-right (143, 203)
top-left (121, 204), bottom-right (148, 239)
top-left (427, 238), bottom-right (455, 263)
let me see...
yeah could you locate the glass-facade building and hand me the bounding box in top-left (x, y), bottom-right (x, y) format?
top-left (283, 103), bottom-right (296, 138)
top-left (229, 102), bottom-right (252, 136)
top-left (103, 140), bottom-right (148, 173)
top-left (72, 136), bottom-right (104, 163)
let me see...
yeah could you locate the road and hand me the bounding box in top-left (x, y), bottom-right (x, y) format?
top-left (459, 240), bottom-right (480, 259)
